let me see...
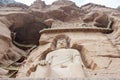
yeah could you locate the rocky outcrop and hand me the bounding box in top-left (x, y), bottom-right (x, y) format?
top-left (83, 11), bottom-right (109, 28)
top-left (30, 0), bottom-right (77, 10)
top-left (52, 0), bottom-right (76, 6)
top-left (80, 3), bottom-right (115, 14)
top-left (6, 3), bottom-right (29, 9)
top-left (1, 0), bottom-right (120, 78)
top-left (30, 0), bottom-right (46, 9)
top-left (0, 18), bottom-right (26, 78)
top-left (30, 0), bottom-right (81, 22)
top-left (44, 18), bottom-right (55, 27)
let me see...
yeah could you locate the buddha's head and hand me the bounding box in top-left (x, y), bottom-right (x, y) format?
top-left (56, 38), bottom-right (67, 49)
top-left (52, 34), bottom-right (70, 50)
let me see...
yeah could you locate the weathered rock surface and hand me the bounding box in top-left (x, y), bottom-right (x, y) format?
top-left (6, 3), bottom-right (29, 9)
top-left (0, 0), bottom-right (120, 78)
top-left (83, 11), bottom-right (109, 28)
top-left (30, 0), bottom-right (46, 9)
top-left (29, 0), bottom-right (81, 22)
top-left (0, 19), bottom-right (26, 78)
top-left (52, 0), bottom-right (76, 6)
top-left (0, 10), bottom-right (49, 49)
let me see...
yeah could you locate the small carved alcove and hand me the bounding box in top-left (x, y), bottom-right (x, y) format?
top-left (71, 44), bottom-right (87, 67)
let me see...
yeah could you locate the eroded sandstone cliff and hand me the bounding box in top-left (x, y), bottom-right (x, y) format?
top-left (0, 0), bottom-right (120, 78)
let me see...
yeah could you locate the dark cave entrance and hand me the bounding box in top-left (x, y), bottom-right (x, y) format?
top-left (10, 22), bottom-right (49, 50)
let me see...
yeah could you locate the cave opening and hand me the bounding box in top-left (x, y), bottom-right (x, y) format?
top-left (10, 22), bottom-right (49, 50)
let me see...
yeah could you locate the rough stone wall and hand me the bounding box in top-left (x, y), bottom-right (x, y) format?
top-left (17, 30), bottom-right (120, 78)
top-left (0, 0), bottom-right (120, 78)
top-left (0, 17), bottom-right (26, 78)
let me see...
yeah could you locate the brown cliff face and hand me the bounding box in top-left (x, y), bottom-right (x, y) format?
top-left (30, 0), bottom-right (46, 9)
top-left (29, 0), bottom-right (81, 23)
top-left (6, 3), bottom-right (29, 9)
top-left (80, 3), bottom-right (115, 14)
top-left (6, 13), bottom-right (49, 49)
top-left (52, 0), bottom-right (76, 6)
top-left (79, 3), bottom-right (120, 53)
top-left (0, 0), bottom-right (120, 78)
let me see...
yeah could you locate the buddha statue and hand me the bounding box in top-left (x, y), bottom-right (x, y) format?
top-left (30, 35), bottom-right (85, 78)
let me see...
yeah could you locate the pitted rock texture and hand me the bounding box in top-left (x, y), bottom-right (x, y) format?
top-left (0, 0), bottom-right (120, 78)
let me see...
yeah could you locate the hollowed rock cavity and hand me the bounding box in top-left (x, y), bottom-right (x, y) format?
top-left (7, 13), bottom-right (49, 50)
